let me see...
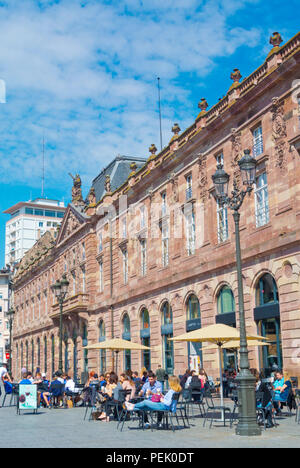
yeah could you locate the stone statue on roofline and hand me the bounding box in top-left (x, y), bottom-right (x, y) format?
top-left (69, 173), bottom-right (84, 206)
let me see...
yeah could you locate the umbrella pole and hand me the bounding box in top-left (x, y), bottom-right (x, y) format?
top-left (218, 346), bottom-right (225, 422)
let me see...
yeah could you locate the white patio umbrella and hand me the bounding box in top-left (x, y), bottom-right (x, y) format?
top-left (170, 324), bottom-right (266, 413)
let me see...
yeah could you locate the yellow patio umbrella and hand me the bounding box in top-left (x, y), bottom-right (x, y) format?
top-left (170, 324), bottom-right (266, 411)
top-left (83, 338), bottom-right (151, 372)
top-left (202, 339), bottom-right (270, 351)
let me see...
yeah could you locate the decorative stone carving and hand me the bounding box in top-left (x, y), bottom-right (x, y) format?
top-left (270, 32), bottom-right (283, 48)
top-left (65, 211), bottom-right (81, 237)
top-left (148, 144), bottom-right (157, 161)
top-left (197, 153), bottom-right (208, 203)
top-left (198, 98), bottom-right (208, 112)
top-left (230, 68), bottom-right (242, 83)
top-left (230, 128), bottom-right (242, 187)
top-left (87, 187), bottom-right (96, 206)
top-left (69, 173), bottom-right (84, 206)
top-left (171, 123), bottom-right (181, 139)
top-left (105, 175), bottom-right (112, 193)
top-left (271, 97), bottom-right (287, 171)
top-left (169, 172), bottom-right (179, 204)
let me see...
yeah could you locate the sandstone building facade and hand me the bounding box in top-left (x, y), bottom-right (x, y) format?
top-left (11, 32), bottom-right (300, 382)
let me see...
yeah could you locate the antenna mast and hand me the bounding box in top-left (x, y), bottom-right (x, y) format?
top-left (157, 77), bottom-right (163, 151)
top-left (41, 134), bottom-right (45, 197)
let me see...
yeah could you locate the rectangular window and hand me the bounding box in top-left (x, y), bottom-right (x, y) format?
top-left (72, 272), bottom-right (76, 295)
top-left (82, 242), bottom-right (86, 260)
top-left (217, 201), bottom-right (228, 243)
top-left (38, 222), bottom-right (43, 227)
top-left (162, 224), bottom-right (169, 267)
top-left (45, 210), bottom-right (56, 217)
top-left (99, 262), bottom-right (104, 292)
top-left (98, 232), bottom-right (103, 252)
top-left (140, 240), bottom-right (147, 276)
top-left (25, 208), bottom-right (34, 215)
top-left (56, 212), bottom-right (64, 218)
top-left (255, 172), bottom-right (269, 227)
top-left (122, 218), bottom-right (127, 239)
top-left (216, 152), bottom-right (224, 166)
top-left (253, 125), bottom-right (263, 157)
top-left (35, 209), bottom-right (44, 216)
top-left (186, 209), bottom-right (195, 256)
top-left (140, 206), bottom-right (146, 229)
top-left (122, 249), bottom-right (128, 285)
top-left (82, 267), bottom-right (86, 293)
top-left (161, 192), bottom-right (167, 217)
top-left (186, 175), bottom-right (193, 201)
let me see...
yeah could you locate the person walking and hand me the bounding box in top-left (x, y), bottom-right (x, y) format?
top-left (155, 365), bottom-right (166, 392)
top-left (0, 363), bottom-right (8, 406)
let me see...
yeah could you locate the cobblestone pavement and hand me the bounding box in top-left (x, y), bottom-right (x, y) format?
top-left (0, 399), bottom-right (299, 448)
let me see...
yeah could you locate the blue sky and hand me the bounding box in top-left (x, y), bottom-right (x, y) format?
top-left (0, 0), bottom-right (299, 267)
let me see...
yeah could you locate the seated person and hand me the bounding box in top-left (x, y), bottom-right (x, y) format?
top-left (19, 372), bottom-right (33, 385)
top-left (48, 374), bottom-right (65, 407)
top-left (98, 373), bottom-right (123, 422)
top-left (120, 373), bottom-right (136, 401)
top-left (272, 370), bottom-right (292, 415)
top-left (99, 374), bottom-right (106, 388)
top-left (125, 376), bottom-right (181, 420)
top-left (3, 374), bottom-right (17, 395)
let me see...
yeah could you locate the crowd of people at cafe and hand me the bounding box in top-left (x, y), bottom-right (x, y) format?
top-left (0, 361), bottom-right (297, 429)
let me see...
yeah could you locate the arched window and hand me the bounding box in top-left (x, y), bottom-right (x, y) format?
top-left (256, 273), bottom-right (279, 306)
top-left (25, 341), bottom-right (29, 370)
top-left (186, 295), bottom-right (202, 368)
top-left (37, 338), bottom-right (41, 370)
top-left (44, 337), bottom-right (47, 374)
top-left (187, 294), bottom-right (200, 320)
top-left (31, 339), bottom-right (34, 373)
top-left (162, 302), bottom-right (173, 325)
top-left (217, 286), bottom-right (236, 314)
top-left (140, 308), bottom-right (150, 370)
top-left (64, 332), bottom-right (69, 374)
top-left (122, 314), bottom-right (131, 371)
top-left (161, 302), bottom-right (174, 375)
top-left (51, 335), bottom-right (55, 375)
top-left (255, 273), bottom-right (281, 376)
top-left (99, 320), bottom-right (106, 373)
top-left (82, 324), bottom-right (88, 374)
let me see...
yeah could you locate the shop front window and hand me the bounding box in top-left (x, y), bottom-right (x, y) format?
top-left (256, 273), bottom-right (278, 306)
top-left (99, 321), bottom-right (106, 373)
top-left (141, 308), bottom-right (151, 370)
top-left (161, 302), bottom-right (174, 375)
top-left (123, 314), bottom-right (131, 371)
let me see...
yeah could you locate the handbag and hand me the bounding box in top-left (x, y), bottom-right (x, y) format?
top-left (151, 394), bottom-right (162, 403)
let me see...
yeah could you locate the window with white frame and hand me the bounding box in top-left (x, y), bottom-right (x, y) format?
top-left (140, 240), bottom-right (147, 276)
top-left (186, 175), bottom-right (193, 201)
top-left (99, 261), bottom-right (104, 292)
top-left (72, 271), bottom-right (76, 295)
top-left (255, 172), bottom-right (269, 227)
top-left (122, 217), bottom-right (127, 239)
top-left (161, 191), bottom-right (167, 217)
top-left (122, 249), bottom-right (128, 284)
top-left (217, 201), bottom-right (228, 243)
top-left (140, 206), bottom-right (146, 229)
top-left (216, 152), bottom-right (224, 166)
top-left (186, 208), bottom-right (196, 256)
top-left (253, 125), bottom-right (263, 157)
top-left (161, 223), bottom-right (169, 267)
top-left (81, 267), bottom-right (86, 293)
top-left (98, 232), bottom-right (103, 252)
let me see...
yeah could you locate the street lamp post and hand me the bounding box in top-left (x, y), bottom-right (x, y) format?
top-left (51, 274), bottom-right (69, 373)
top-left (212, 149), bottom-right (261, 436)
top-left (6, 308), bottom-right (15, 374)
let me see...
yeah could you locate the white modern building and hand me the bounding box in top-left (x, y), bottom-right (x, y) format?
top-left (0, 269), bottom-right (9, 364)
top-left (4, 198), bottom-right (66, 268)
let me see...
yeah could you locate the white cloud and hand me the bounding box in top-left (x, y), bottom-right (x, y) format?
top-left (0, 0), bottom-right (262, 197)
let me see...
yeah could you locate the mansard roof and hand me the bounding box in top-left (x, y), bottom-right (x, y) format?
top-left (91, 155), bottom-right (147, 202)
